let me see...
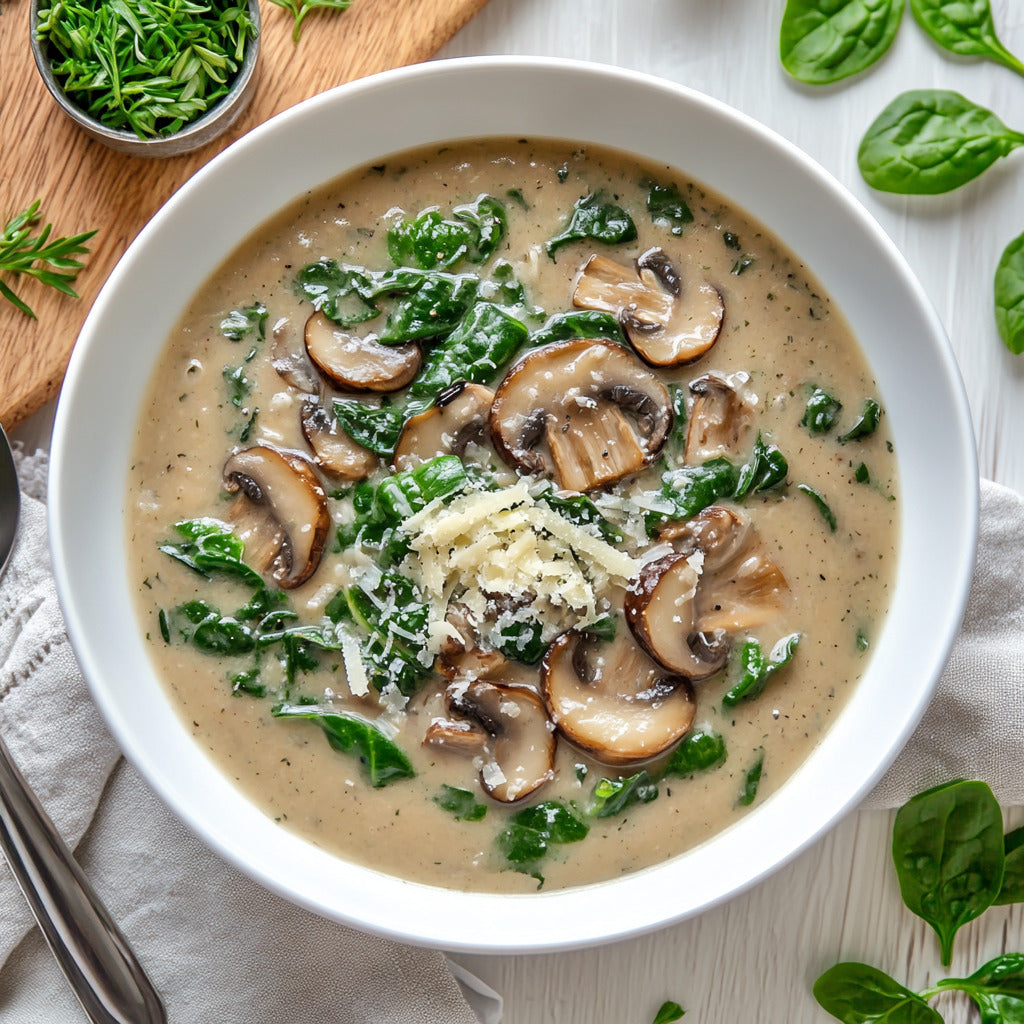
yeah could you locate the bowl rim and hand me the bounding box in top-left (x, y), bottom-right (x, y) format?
top-left (48, 55), bottom-right (979, 953)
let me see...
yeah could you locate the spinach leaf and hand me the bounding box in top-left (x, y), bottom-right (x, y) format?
top-left (222, 364), bottom-right (252, 408)
top-left (995, 230), bottom-right (1024, 354)
top-left (910, 0), bottom-right (1024, 78)
top-left (159, 518), bottom-right (265, 589)
top-left (737, 749), bottom-right (765, 807)
top-left (293, 259), bottom-right (382, 326)
top-left (545, 192), bottom-right (637, 258)
top-left (220, 301), bottom-right (267, 341)
top-left (387, 195), bottom-right (507, 269)
top-left (858, 90), bottom-right (1024, 194)
top-left (589, 770), bottom-right (659, 819)
top-left (434, 784), bottom-right (488, 822)
top-left (934, 953), bottom-right (1024, 1024)
top-left (780, 0), bottom-right (906, 85)
top-left (838, 399), bottom-right (882, 441)
top-left (331, 398), bottom-right (415, 457)
top-left (496, 800), bottom-right (590, 885)
top-left (379, 272), bottom-right (479, 343)
top-left (801, 385), bottom-right (843, 434)
top-left (733, 434), bottom-right (789, 497)
top-left (813, 961), bottom-right (943, 1024)
top-left (271, 702), bottom-right (415, 787)
top-left (371, 454), bottom-right (468, 522)
top-left (663, 729), bottom-right (727, 777)
top-left (494, 619), bottom-right (547, 664)
top-left (644, 179), bottom-right (693, 236)
top-left (797, 482), bottom-right (838, 531)
top-left (341, 571), bottom-right (433, 695)
top-left (408, 301), bottom-right (528, 399)
top-left (995, 826), bottom-right (1024, 904)
top-left (537, 486), bottom-right (624, 544)
top-left (891, 778), bottom-right (1005, 965)
top-left (651, 1001), bottom-right (686, 1024)
top-left (173, 601), bottom-right (256, 656)
top-left (722, 634), bottom-right (801, 707)
top-left (527, 309), bottom-right (626, 348)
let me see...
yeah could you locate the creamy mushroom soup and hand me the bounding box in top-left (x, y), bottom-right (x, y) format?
top-left (127, 139), bottom-right (898, 892)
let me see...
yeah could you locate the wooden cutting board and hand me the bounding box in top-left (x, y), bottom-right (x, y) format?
top-left (0, 0), bottom-right (490, 428)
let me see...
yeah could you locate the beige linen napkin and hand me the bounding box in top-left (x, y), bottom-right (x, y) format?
top-left (0, 448), bottom-right (501, 1024)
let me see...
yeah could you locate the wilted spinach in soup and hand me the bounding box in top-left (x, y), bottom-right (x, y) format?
top-left (127, 138), bottom-right (898, 892)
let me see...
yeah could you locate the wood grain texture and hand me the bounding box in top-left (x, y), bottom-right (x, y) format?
top-left (0, 0), bottom-right (490, 429)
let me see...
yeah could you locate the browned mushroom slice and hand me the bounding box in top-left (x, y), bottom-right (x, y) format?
top-left (423, 716), bottom-right (489, 757)
top-left (624, 554), bottom-right (728, 680)
top-left (541, 630), bottom-right (696, 766)
top-left (271, 316), bottom-right (320, 394)
top-left (655, 505), bottom-right (789, 634)
top-left (222, 445), bottom-right (330, 589)
top-left (685, 373), bottom-right (754, 464)
top-left (393, 382), bottom-right (495, 471)
top-left (304, 311), bottom-right (421, 392)
top-left (572, 249), bottom-right (724, 367)
top-left (449, 681), bottom-right (556, 803)
top-left (489, 338), bottom-right (672, 491)
top-left (300, 399), bottom-right (378, 481)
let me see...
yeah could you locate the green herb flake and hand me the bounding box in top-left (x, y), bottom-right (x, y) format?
top-left (737, 749), bottom-right (765, 807)
top-left (267, 0), bottom-right (352, 43)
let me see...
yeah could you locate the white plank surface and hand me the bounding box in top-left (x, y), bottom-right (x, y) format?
top-left (433, 2), bottom-right (1024, 1022)
top-left (11, 2), bottom-right (1024, 1021)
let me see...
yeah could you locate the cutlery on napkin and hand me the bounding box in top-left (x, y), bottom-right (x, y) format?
top-left (0, 446), bottom-right (500, 1024)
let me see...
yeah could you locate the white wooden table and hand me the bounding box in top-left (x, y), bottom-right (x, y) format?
top-left (13, 1), bottom-right (1024, 1021)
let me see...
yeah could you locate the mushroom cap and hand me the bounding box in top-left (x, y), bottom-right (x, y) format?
top-left (541, 629), bottom-right (696, 766)
top-left (685, 373), bottom-right (754, 464)
top-left (393, 382), bottom-right (495, 471)
top-left (451, 680), bottom-right (556, 803)
top-left (572, 249), bottom-right (724, 367)
top-left (624, 553), bottom-right (729, 680)
top-left (304, 311), bottom-right (421, 393)
top-left (489, 338), bottom-right (672, 492)
top-left (271, 316), bottom-right (320, 394)
top-left (222, 445), bottom-right (330, 589)
top-left (301, 399), bottom-right (378, 481)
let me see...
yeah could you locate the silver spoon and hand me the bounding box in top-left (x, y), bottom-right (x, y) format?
top-left (0, 423), bottom-right (166, 1024)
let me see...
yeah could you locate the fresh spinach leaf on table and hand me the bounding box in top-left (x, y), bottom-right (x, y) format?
top-left (780, 0), bottom-right (907, 85)
top-left (650, 1001), bottom-right (686, 1024)
top-left (910, 0), bottom-right (1024, 79)
top-left (858, 90), bottom-right (1024, 194)
top-left (934, 952), bottom-right (1024, 1021)
top-left (814, 962), bottom-right (943, 1024)
top-left (995, 230), bottom-right (1024, 355)
top-left (892, 778), bottom-right (1005, 966)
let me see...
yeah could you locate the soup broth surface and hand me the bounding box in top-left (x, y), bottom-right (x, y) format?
top-left (127, 138), bottom-right (898, 893)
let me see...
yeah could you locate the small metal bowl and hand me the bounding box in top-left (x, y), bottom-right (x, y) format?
top-left (29, 0), bottom-right (260, 158)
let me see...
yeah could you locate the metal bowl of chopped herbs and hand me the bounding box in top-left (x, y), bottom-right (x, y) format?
top-left (30, 0), bottom-right (260, 157)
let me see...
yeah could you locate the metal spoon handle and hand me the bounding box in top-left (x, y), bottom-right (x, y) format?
top-left (0, 733), bottom-right (166, 1024)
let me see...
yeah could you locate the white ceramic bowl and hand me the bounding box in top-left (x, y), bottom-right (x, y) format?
top-left (49, 57), bottom-right (978, 953)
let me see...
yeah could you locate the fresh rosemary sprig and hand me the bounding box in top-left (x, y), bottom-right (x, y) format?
top-left (35, 0), bottom-right (258, 139)
top-left (267, 0), bottom-right (352, 43)
top-left (0, 201), bottom-right (97, 319)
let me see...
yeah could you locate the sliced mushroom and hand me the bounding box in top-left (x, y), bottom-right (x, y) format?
top-left (541, 630), bottom-right (696, 766)
top-left (573, 249), bottom-right (724, 366)
top-left (423, 715), bottom-right (489, 757)
top-left (685, 373), bottom-right (754, 464)
top-left (222, 445), bottom-right (330, 589)
top-left (300, 399), bottom-right (378, 481)
top-left (490, 338), bottom-right (672, 492)
top-left (643, 505), bottom-right (789, 641)
top-left (393, 382), bottom-right (495, 471)
top-left (271, 316), bottom-right (320, 394)
top-left (624, 554), bottom-right (729, 680)
top-left (304, 311), bottom-right (421, 392)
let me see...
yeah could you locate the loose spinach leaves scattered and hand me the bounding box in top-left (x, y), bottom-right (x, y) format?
top-left (527, 309), bottom-right (626, 349)
top-left (220, 301), bottom-right (268, 341)
top-left (644, 179), bottom-right (693, 236)
top-left (814, 962), bottom-right (942, 1024)
top-left (779, 0), bottom-right (907, 85)
top-left (496, 800), bottom-right (590, 885)
top-left (995, 230), bottom-right (1024, 354)
top-left (857, 90), bottom-right (1024, 195)
top-left (650, 1001), bottom-right (686, 1024)
top-left (892, 778), bottom-right (1005, 966)
top-left (387, 195), bottom-right (507, 270)
top-left (271, 703), bottom-right (415, 787)
top-left (159, 518), bottom-right (265, 589)
top-left (910, 0), bottom-right (1024, 79)
top-left (545, 192), bottom-right (637, 257)
top-left (588, 770), bottom-right (659, 819)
